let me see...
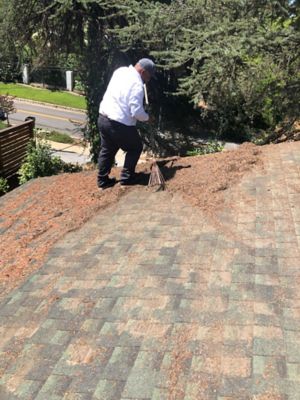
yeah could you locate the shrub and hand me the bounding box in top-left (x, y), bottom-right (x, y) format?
top-left (0, 177), bottom-right (9, 195)
top-left (0, 61), bottom-right (21, 82)
top-left (61, 162), bottom-right (82, 173)
top-left (186, 140), bottom-right (224, 156)
top-left (0, 120), bottom-right (7, 130)
top-left (18, 140), bottom-right (83, 184)
top-left (74, 79), bottom-right (85, 93)
top-left (18, 140), bottom-right (63, 184)
top-left (0, 94), bottom-right (16, 125)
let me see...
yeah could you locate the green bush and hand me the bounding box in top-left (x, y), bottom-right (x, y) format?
top-left (0, 177), bottom-right (9, 195)
top-left (186, 140), bottom-right (224, 156)
top-left (18, 140), bottom-right (62, 184)
top-left (0, 121), bottom-right (7, 130)
top-left (61, 162), bottom-right (82, 173)
top-left (18, 140), bottom-right (82, 184)
top-left (0, 61), bottom-right (21, 82)
top-left (74, 79), bottom-right (85, 93)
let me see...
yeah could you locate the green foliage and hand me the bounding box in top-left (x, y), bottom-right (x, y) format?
top-left (186, 140), bottom-right (224, 156)
top-left (0, 120), bottom-right (7, 129)
top-left (1, 0), bottom-right (299, 153)
top-left (18, 140), bottom-right (62, 184)
top-left (0, 61), bottom-right (21, 82)
top-left (74, 78), bottom-right (85, 93)
top-left (17, 140), bottom-right (82, 184)
top-left (61, 162), bottom-right (82, 173)
top-left (45, 132), bottom-right (75, 144)
top-left (116, 0), bottom-right (300, 143)
top-left (0, 177), bottom-right (9, 195)
top-left (160, 1), bottom-right (299, 141)
top-left (0, 0), bottom-right (132, 161)
top-left (0, 93), bottom-right (16, 125)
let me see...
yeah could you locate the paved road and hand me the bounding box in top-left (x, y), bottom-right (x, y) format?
top-left (10, 100), bottom-right (87, 138)
top-left (0, 142), bottom-right (299, 399)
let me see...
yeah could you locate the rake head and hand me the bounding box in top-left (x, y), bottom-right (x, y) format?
top-left (148, 161), bottom-right (166, 190)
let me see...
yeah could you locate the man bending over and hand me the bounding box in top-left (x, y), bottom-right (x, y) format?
top-left (97, 58), bottom-right (155, 189)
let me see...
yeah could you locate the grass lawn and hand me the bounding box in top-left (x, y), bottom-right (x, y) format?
top-left (0, 120), bottom-right (8, 130)
top-left (0, 83), bottom-right (86, 110)
top-left (36, 130), bottom-right (77, 144)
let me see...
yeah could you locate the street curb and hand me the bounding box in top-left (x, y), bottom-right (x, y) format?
top-left (14, 97), bottom-right (86, 114)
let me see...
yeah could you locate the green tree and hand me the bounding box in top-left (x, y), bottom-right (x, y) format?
top-left (162, 0), bottom-right (300, 141)
top-left (0, 94), bottom-right (16, 125)
top-left (1, 0), bottom-right (299, 155)
top-left (1, 0), bottom-right (137, 160)
top-left (116, 0), bottom-right (300, 142)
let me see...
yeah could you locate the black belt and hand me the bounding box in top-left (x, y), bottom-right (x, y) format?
top-left (99, 115), bottom-right (126, 128)
top-left (99, 113), bottom-right (109, 119)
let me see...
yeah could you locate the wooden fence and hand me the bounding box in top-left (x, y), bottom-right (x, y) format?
top-left (0, 118), bottom-right (35, 178)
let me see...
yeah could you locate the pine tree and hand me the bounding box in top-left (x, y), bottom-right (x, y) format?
top-left (117, 0), bottom-right (300, 142)
top-left (1, 0), bottom-right (299, 153)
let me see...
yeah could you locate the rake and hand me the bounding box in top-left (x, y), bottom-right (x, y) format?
top-left (148, 160), bottom-right (166, 190)
top-left (143, 83), bottom-right (166, 191)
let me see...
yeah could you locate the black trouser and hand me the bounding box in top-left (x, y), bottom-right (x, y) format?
top-left (97, 114), bottom-right (143, 185)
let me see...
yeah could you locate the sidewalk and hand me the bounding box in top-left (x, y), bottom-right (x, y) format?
top-left (49, 141), bottom-right (91, 165)
top-left (0, 142), bottom-right (299, 399)
top-left (49, 141), bottom-right (148, 166)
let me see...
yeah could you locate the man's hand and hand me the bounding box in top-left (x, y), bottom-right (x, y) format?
top-left (148, 114), bottom-right (156, 124)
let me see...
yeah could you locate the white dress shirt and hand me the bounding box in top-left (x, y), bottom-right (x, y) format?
top-left (99, 65), bottom-right (149, 126)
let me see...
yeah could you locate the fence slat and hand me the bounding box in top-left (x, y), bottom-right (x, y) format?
top-left (0, 131), bottom-right (31, 145)
top-left (1, 136), bottom-right (32, 153)
top-left (0, 119), bottom-right (35, 178)
top-left (1, 155), bottom-right (27, 171)
top-left (1, 148), bottom-right (28, 164)
top-left (0, 122), bottom-right (33, 136)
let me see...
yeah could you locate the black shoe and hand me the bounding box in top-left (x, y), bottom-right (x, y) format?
top-left (120, 174), bottom-right (139, 186)
top-left (120, 179), bottom-right (135, 186)
top-left (120, 172), bottom-right (148, 186)
top-left (98, 177), bottom-right (116, 189)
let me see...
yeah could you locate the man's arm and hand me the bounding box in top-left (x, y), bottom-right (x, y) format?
top-left (129, 83), bottom-right (149, 122)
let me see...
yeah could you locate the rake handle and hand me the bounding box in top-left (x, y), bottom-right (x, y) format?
top-left (143, 84), bottom-right (149, 105)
